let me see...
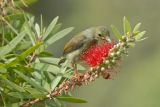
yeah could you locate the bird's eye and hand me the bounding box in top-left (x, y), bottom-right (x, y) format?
top-left (98, 34), bottom-right (102, 37)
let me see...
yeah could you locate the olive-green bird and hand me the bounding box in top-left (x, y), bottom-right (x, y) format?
top-left (58, 26), bottom-right (111, 71)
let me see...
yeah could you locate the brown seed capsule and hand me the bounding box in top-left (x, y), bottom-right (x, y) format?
top-left (102, 71), bottom-right (111, 79)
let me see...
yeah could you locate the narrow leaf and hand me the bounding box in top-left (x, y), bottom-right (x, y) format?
top-left (33, 62), bottom-right (60, 75)
top-left (39, 57), bottom-right (60, 65)
top-left (46, 27), bottom-right (74, 46)
top-left (135, 31), bottom-right (146, 41)
top-left (43, 16), bottom-right (59, 39)
top-left (1, 77), bottom-right (25, 92)
top-left (23, 15), bottom-right (36, 45)
top-left (39, 51), bottom-right (53, 57)
top-left (51, 23), bottom-right (62, 35)
top-left (15, 0), bottom-right (38, 7)
top-left (111, 25), bottom-right (122, 39)
top-left (35, 23), bottom-right (41, 37)
top-left (57, 97), bottom-right (87, 103)
top-left (14, 70), bottom-right (48, 93)
top-left (6, 42), bottom-right (43, 67)
top-left (123, 16), bottom-right (132, 34)
top-left (1, 17), bottom-right (18, 35)
top-left (0, 67), bottom-right (7, 73)
top-left (16, 41), bottom-right (31, 50)
top-left (0, 31), bottom-right (26, 57)
top-left (127, 43), bottom-right (135, 47)
top-left (133, 23), bottom-right (141, 33)
top-left (8, 92), bottom-right (32, 99)
top-left (45, 100), bottom-right (57, 107)
top-left (24, 25), bottom-right (36, 45)
top-left (54, 98), bottom-right (62, 107)
top-left (51, 66), bottom-right (67, 90)
top-left (44, 23), bottom-right (62, 41)
top-left (136, 37), bottom-right (148, 42)
top-left (25, 87), bottom-right (46, 98)
top-left (0, 91), bottom-right (6, 106)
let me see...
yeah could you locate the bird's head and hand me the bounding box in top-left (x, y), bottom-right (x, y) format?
top-left (94, 26), bottom-right (111, 43)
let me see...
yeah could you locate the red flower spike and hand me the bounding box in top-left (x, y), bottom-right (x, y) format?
top-left (80, 42), bottom-right (115, 67)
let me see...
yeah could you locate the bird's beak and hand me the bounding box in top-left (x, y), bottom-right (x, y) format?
top-left (105, 37), bottom-right (111, 43)
top-left (100, 36), bottom-right (111, 43)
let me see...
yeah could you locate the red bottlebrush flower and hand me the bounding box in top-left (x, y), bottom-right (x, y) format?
top-left (80, 42), bottom-right (115, 67)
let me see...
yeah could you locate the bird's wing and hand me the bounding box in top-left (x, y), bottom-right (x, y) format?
top-left (63, 39), bottom-right (98, 55)
top-left (63, 36), bottom-right (84, 55)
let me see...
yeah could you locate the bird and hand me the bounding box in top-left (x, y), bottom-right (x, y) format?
top-left (58, 26), bottom-right (111, 73)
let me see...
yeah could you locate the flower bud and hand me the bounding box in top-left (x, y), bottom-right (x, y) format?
top-left (107, 65), bottom-right (111, 69)
top-left (116, 51), bottom-right (121, 56)
top-left (116, 44), bottom-right (120, 49)
top-left (121, 36), bottom-right (126, 41)
top-left (110, 52), bottom-right (115, 57)
top-left (100, 67), bottom-right (105, 72)
top-left (105, 60), bottom-right (110, 65)
top-left (121, 42), bottom-right (126, 47)
top-left (111, 59), bottom-right (116, 64)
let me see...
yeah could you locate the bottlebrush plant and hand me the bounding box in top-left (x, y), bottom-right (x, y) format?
top-left (0, 0), bottom-right (146, 107)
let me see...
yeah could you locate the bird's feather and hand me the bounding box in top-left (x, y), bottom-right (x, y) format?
top-left (63, 34), bottom-right (85, 55)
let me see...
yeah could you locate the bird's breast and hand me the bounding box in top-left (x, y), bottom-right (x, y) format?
top-left (66, 48), bottom-right (82, 63)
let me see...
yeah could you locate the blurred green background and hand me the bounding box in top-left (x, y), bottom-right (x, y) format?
top-left (29, 0), bottom-right (160, 107)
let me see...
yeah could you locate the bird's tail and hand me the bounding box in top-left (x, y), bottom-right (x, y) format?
top-left (58, 57), bottom-right (67, 65)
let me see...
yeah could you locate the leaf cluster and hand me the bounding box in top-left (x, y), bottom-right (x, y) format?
top-left (111, 16), bottom-right (146, 47)
top-left (0, 1), bottom-right (86, 106)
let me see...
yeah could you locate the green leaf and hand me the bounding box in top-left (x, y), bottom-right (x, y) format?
top-left (16, 41), bottom-right (31, 50)
top-left (42, 80), bottom-right (51, 92)
top-left (3, 13), bottom-right (25, 24)
top-left (0, 91), bottom-right (6, 106)
top-left (39, 51), bottom-right (53, 57)
top-left (33, 62), bottom-right (72, 81)
top-left (0, 67), bottom-right (7, 73)
top-left (8, 92), bottom-right (32, 99)
top-left (77, 64), bottom-right (86, 71)
top-left (23, 15), bottom-right (36, 45)
top-left (46, 27), bottom-right (74, 46)
top-left (127, 43), bottom-right (135, 47)
top-left (1, 77), bottom-right (25, 92)
top-left (15, 0), bottom-right (38, 7)
top-left (133, 23), bottom-right (141, 33)
top-left (0, 31), bottom-right (26, 58)
top-left (45, 99), bottom-right (57, 107)
top-left (51, 23), bottom-right (62, 34)
top-left (14, 70), bottom-right (48, 93)
top-left (51, 66), bottom-right (67, 90)
top-left (35, 23), bottom-right (41, 37)
top-left (43, 16), bottom-right (59, 40)
top-left (111, 25), bottom-right (122, 39)
top-left (6, 102), bottom-right (22, 107)
top-left (33, 62), bottom-right (60, 75)
top-left (44, 23), bottom-right (62, 41)
top-left (25, 87), bottom-right (46, 98)
top-left (136, 37), bottom-right (148, 41)
top-left (57, 97), bottom-right (87, 103)
top-left (123, 16), bottom-right (132, 34)
top-left (6, 42), bottom-right (43, 67)
top-left (39, 57), bottom-right (60, 65)
top-left (1, 17), bottom-right (18, 35)
top-left (135, 31), bottom-right (146, 41)
top-left (54, 98), bottom-right (62, 107)
top-left (24, 26), bottom-right (36, 45)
